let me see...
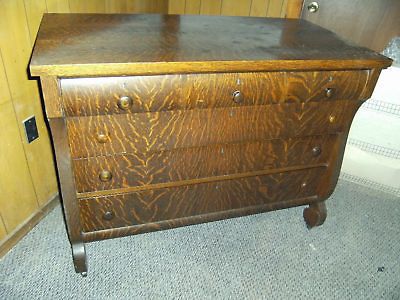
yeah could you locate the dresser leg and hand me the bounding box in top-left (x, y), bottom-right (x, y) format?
top-left (303, 201), bottom-right (327, 229)
top-left (72, 242), bottom-right (87, 275)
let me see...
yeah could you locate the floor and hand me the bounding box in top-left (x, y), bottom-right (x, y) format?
top-left (1, 179), bottom-right (399, 299)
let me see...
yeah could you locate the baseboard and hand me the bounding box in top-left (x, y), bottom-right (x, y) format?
top-left (0, 194), bottom-right (60, 258)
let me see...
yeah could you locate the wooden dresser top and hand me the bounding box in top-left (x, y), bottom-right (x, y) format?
top-left (30, 14), bottom-right (391, 77)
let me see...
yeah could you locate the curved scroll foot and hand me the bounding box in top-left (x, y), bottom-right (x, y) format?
top-left (303, 201), bottom-right (327, 229)
top-left (71, 242), bottom-right (88, 275)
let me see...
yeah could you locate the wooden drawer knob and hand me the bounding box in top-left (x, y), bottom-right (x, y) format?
top-left (325, 88), bottom-right (334, 98)
top-left (312, 146), bottom-right (322, 156)
top-left (99, 170), bottom-right (112, 182)
top-left (96, 132), bottom-right (108, 143)
top-left (117, 96), bottom-right (133, 111)
top-left (232, 90), bottom-right (243, 103)
top-left (103, 211), bottom-right (114, 221)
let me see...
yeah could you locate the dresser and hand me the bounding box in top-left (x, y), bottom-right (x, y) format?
top-left (29, 14), bottom-right (391, 276)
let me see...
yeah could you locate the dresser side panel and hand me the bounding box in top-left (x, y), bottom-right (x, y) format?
top-left (40, 77), bottom-right (64, 118)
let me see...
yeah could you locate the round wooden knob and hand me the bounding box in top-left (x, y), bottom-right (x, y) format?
top-left (312, 146), bottom-right (322, 156)
top-left (103, 211), bottom-right (114, 221)
top-left (325, 88), bottom-right (334, 98)
top-left (99, 170), bottom-right (112, 182)
top-left (329, 115), bottom-right (336, 123)
top-left (96, 132), bottom-right (108, 143)
top-left (232, 90), bottom-right (243, 104)
top-left (117, 96), bottom-right (133, 111)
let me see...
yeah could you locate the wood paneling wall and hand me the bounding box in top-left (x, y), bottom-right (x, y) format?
top-left (0, 0), bottom-right (57, 245)
top-left (0, 0), bottom-right (168, 253)
top-left (169, 0), bottom-right (303, 17)
top-left (0, 0), bottom-right (302, 252)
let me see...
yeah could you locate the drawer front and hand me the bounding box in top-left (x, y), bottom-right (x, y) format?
top-left (73, 135), bottom-right (335, 193)
top-left (67, 100), bottom-right (354, 158)
top-left (79, 168), bottom-right (326, 232)
top-left (60, 71), bottom-right (368, 116)
top-left (287, 70), bottom-right (369, 103)
top-left (61, 72), bottom-right (286, 116)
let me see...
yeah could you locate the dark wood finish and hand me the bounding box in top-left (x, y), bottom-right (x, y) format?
top-left (29, 14), bottom-right (391, 274)
top-left (80, 168), bottom-right (326, 232)
top-left (41, 77), bottom-right (87, 275)
top-left (303, 201), bottom-right (327, 228)
top-left (302, 0), bottom-right (400, 52)
top-left (82, 195), bottom-right (320, 242)
top-left (30, 14), bottom-right (391, 77)
top-left (72, 135), bottom-right (335, 193)
top-left (67, 100), bottom-right (355, 158)
top-left (47, 117), bottom-right (87, 275)
top-left (60, 70), bottom-right (368, 116)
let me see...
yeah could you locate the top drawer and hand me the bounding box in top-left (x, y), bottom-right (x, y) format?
top-left (60, 71), bottom-right (369, 117)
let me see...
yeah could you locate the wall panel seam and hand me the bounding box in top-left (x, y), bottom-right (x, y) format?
top-left (22, 0), bottom-right (33, 44)
top-left (0, 49), bottom-right (12, 103)
top-left (0, 214), bottom-right (7, 235)
top-left (0, 21), bottom-right (40, 209)
top-left (280, 0), bottom-right (286, 17)
top-left (265, 0), bottom-right (270, 16)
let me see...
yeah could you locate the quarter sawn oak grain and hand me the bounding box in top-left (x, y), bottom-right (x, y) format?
top-left (29, 13), bottom-right (392, 275)
top-left (29, 14), bottom-right (391, 77)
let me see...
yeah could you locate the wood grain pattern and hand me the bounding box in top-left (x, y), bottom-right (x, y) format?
top-left (286, 70), bottom-right (369, 103)
top-left (48, 117), bottom-right (87, 273)
top-left (61, 72), bottom-right (286, 116)
top-left (82, 194), bottom-right (319, 241)
top-left (40, 76), bottom-right (63, 118)
top-left (67, 100), bottom-right (354, 158)
top-left (29, 14), bottom-right (391, 77)
top-left (73, 135), bottom-right (335, 192)
top-left (79, 167), bottom-right (326, 232)
top-left (29, 13), bottom-right (390, 274)
top-left (60, 70), bottom-right (369, 117)
top-left (314, 69), bottom-right (383, 201)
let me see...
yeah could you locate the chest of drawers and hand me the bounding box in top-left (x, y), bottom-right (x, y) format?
top-left (30, 14), bottom-right (391, 276)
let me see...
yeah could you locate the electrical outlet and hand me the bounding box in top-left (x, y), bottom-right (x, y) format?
top-left (23, 116), bottom-right (39, 143)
